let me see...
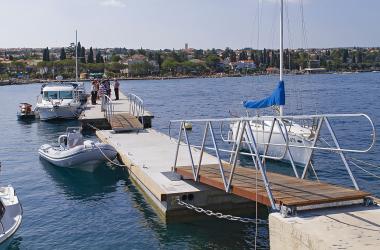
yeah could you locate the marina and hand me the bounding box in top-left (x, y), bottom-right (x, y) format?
top-left (0, 75), bottom-right (379, 249)
top-left (0, 0), bottom-right (380, 249)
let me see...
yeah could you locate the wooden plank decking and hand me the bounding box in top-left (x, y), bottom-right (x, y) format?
top-left (175, 164), bottom-right (370, 207)
top-left (109, 113), bottom-right (143, 132)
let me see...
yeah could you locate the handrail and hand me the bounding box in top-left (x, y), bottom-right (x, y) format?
top-left (171, 113), bottom-right (376, 154)
top-left (170, 112), bottom-right (377, 205)
top-left (128, 93), bottom-right (145, 126)
top-left (102, 95), bottom-right (114, 123)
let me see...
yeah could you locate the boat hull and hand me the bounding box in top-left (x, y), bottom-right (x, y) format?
top-left (38, 141), bottom-right (117, 172)
top-left (36, 105), bottom-right (81, 121)
top-left (0, 186), bottom-right (22, 246)
top-left (231, 121), bottom-right (314, 166)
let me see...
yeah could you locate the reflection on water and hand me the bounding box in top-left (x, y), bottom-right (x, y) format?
top-left (41, 160), bottom-right (125, 201)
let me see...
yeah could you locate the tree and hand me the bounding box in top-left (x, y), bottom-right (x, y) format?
top-left (110, 54), bottom-right (121, 62)
top-left (60, 48), bottom-right (66, 60)
top-left (205, 54), bottom-right (220, 71)
top-left (193, 49), bottom-right (204, 59)
top-left (230, 51), bottom-right (237, 62)
top-left (96, 51), bottom-right (104, 63)
top-left (87, 47), bottom-right (94, 63)
top-left (342, 49), bottom-right (349, 64)
top-left (239, 50), bottom-right (248, 61)
top-left (80, 47), bottom-right (86, 63)
top-left (43, 47), bottom-right (50, 61)
top-left (76, 42), bottom-right (82, 58)
top-left (222, 47), bottom-right (232, 60)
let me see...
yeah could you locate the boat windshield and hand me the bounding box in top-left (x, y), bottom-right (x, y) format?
top-left (43, 91), bottom-right (59, 100)
top-left (60, 91), bottom-right (73, 99)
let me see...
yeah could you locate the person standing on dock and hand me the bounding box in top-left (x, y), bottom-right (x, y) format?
top-left (105, 79), bottom-right (111, 98)
top-left (113, 79), bottom-right (120, 100)
top-left (91, 80), bottom-right (97, 105)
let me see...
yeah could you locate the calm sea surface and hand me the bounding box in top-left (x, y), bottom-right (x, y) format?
top-left (0, 73), bottom-right (379, 249)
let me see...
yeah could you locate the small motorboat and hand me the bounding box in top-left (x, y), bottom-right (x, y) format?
top-left (0, 185), bottom-right (22, 247)
top-left (17, 103), bottom-right (35, 120)
top-left (39, 127), bottom-right (118, 172)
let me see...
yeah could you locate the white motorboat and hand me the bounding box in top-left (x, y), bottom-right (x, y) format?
top-left (35, 83), bottom-right (83, 121)
top-left (0, 185), bottom-right (22, 247)
top-left (39, 127), bottom-right (118, 172)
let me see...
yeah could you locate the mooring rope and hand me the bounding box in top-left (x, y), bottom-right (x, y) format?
top-left (85, 123), bottom-right (128, 167)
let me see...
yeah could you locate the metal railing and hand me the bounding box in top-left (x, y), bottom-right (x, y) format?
top-left (102, 95), bottom-right (114, 123)
top-left (169, 113), bottom-right (376, 210)
top-left (128, 93), bottom-right (145, 126)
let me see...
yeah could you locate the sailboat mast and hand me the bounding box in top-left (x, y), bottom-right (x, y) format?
top-left (75, 30), bottom-right (78, 83)
top-left (279, 0), bottom-right (284, 116)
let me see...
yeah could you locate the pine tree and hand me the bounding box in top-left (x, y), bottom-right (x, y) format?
top-left (87, 47), bottom-right (94, 63)
top-left (76, 42), bottom-right (82, 58)
top-left (59, 48), bottom-right (66, 60)
top-left (80, 47), bottom-right (86, 63)
top-left (43, 47), bottom-right (50, 61)
top-left (96, 51), bottom-right (102, 63)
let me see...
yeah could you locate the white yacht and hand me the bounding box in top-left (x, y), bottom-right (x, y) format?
top-left (35, 83), bottom-right (83, 121)
top-left (0, 185), bottom-right (22, 247)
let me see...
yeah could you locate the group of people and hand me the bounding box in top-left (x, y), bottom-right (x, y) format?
top-left (91, 78), bottom-right (120, 105)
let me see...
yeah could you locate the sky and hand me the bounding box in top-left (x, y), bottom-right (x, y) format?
top-left (0, 0), bottom-right (379, 49)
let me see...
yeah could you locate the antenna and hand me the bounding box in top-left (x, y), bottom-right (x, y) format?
top-left (75, 30), bottom-right (78, 83)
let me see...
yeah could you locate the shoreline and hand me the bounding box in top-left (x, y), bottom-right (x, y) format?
top-left (0, 70), bottom-right (378, 86)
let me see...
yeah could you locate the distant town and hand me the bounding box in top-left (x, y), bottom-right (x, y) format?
top-left (1, 43), bottom-right (380, 83)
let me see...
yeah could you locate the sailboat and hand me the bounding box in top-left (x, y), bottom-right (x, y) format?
top-left (230, 0), bottom-right (315, 166)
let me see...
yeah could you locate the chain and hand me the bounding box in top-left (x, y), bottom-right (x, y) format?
top-left (176, 199), bottom-right (268, 224)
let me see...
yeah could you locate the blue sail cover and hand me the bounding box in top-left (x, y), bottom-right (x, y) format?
top-left (243, 81), bottom-right (285, 109)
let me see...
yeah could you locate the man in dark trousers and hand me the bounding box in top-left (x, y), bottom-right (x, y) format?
top-left (91, 80), bottom-right (97, 104)
top-left (114, 79), bottom-right (120, 100)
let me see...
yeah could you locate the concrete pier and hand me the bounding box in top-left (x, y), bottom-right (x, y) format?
top-left (269, 204), bottom-right (380, 250)
top-left (96, 128), bottom-right (257, 219)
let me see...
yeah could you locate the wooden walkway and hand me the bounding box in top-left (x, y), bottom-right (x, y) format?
top-left (79, 90), bottom-right (153, 130)
top-left (175, 164), bottom-right (370, 208)
top-left (109, 113), bottom-right (143, 132)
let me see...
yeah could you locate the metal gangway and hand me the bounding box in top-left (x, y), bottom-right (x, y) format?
top-left (101, 93), bottom-right (144, 132)
top-left (169, 114), bottom-right (376, 215)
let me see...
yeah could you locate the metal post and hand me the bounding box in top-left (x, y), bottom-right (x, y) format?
top-left (226, 121), bottom-right (246, 192)
top-left (246, 122), bottom-right (277, 210)
top-left (195, 122), bottom-right (210, 181)
top-left (75, 30), bottom-right (78, 83)
top-left (209, 122), bottom-right (229, 191)
top-left (324, 117), bottom-right (359, 190)
top-left (183, 122), bottom-right (196, 178)
top-left (301, 117), bottom-right (323, 179)
top-left (229, 121), bottom-right (242, 164)
top-left (279, 0), bottom-right (284, 116)
top-left (172, 122), bottom-right (184, 172)
top-left (277, 119), bottom-right (299, 178)
top-left (261, 118), bottom-right (276, 168)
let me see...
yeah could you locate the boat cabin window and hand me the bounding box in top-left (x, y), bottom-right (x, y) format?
top-left (43, 91), bottom-right (59, 100)
top-left (43, 91), bottom-right (73, 100)
top-left (60, 91), bottom-right (73, 99)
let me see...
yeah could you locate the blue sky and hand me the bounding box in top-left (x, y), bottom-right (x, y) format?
top-left (0, 0), bottom-right (379, 49)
